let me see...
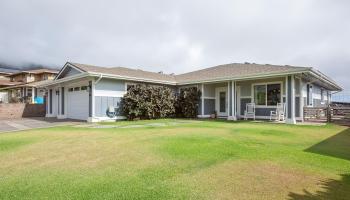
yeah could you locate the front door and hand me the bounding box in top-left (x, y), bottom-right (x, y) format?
top-left (216, 87), bottom-right (228, 117)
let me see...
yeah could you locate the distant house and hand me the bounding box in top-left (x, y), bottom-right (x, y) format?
top-left (39, 62), bottom-right (342, 124)
top-left (0, 69), bottom-right (58, 103)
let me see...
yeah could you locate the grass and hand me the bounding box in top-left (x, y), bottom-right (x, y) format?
top-left (0, 119), bottom-right (349, 199)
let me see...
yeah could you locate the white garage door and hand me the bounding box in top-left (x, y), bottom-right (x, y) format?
top-left (67, 87), bottom-right (89, 120)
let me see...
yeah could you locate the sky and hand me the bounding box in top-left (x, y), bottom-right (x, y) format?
top-left (0, 0), bottom-right (349, 91)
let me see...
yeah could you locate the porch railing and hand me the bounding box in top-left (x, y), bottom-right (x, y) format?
top-left (304, 106), bottom-right (350, 126)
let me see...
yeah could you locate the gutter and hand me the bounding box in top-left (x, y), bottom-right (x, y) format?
top-left (95, 74), bottom-right (103, 84)
top-left (308, 69), bottom-right (342, 91)
top-left (177, 69), bottom-right (310, 85)
top-left (87, 72), bottom-right (177, 85)
top-left (38, 72), bottom-right (90, 87)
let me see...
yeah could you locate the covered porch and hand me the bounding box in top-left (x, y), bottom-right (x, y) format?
top-left (197, 75), bottom-right (303, 124)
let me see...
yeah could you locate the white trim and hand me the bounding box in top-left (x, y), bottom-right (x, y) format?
top-left (94, 90), bottom-right (126, 97)
top-left (179, 70), bottom-right (310, 85)
top-left (89, 72), bottom-right (177, 85)
top-left (32, 87), bottom-right (35, 103)
top-left (95, 74), bottom-right (103, 84)
top-left (240, 96), bottom-right (252, 99)
top-left (285, 76), bottom-right (288, 119)
top-left (299, 78), bottom-right (304, 122)
top-left (197, 115), bottom-right (211, 118)
top-left (230, 80), bottom-right (237, 120)
top-left (57, 114), bottom-right (67, 119)
top-left (55, 62), bottom-right (85, 80)
top-left (215, 87), bottom-right (228, 117)
top-left (227, 82), bottom-right (230, 119)
top-left (237, 86), bottom-right (241, 117)
top-left (203, 96), bottom-right (215, 99)
top-left (91, 78), bottom-right (96, 117)
top-left (201, 84), bottom-right (204, 116)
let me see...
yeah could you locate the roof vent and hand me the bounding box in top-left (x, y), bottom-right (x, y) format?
top-left (158, 71), bottom-right (163, 74)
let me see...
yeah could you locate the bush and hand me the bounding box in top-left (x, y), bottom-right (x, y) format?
top-left (121, 84), bottom-right (175, 120)
top-left (175, 87), bottom-right (201, 118)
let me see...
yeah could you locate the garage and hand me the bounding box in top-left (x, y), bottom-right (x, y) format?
top-left (67, 86), bottom-right (89, 120)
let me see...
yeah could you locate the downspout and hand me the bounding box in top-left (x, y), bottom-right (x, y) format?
top-left (95, 74), bottom-right (103, 84)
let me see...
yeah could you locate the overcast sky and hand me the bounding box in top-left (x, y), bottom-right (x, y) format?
top-left (0, 0), bottom-right (349, 89)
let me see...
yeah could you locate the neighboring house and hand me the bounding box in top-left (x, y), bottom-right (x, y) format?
top-left (39, 62), bottom-right (342, 124)
top-left (0, 71), bottom-right (14, 103)
top-left (0, 69), bottom-right (58, 103)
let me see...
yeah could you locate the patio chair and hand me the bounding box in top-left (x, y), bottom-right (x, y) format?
top-left (270, 103), bottom-right (286, 121)
top-left (244, 103), bottom-right (256, 120)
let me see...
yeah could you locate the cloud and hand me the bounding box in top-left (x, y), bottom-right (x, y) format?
top-left (0, 0), bottom-right (349, 89)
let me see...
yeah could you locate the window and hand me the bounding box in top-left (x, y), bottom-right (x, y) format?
top-left (267, 84), bottom-right (281, 105)
top-left (254, 85), bottom-right (266, 105)
top-left (68, 88), bottom-right (73, 92)
top-left (81, 86), bottom-right (88, 90)
top-left (74, 87), bottom-right (80, 91)
top-left (253, 83), bottom-right (281, 106)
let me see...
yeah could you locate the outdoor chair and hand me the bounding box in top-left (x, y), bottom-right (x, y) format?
top-left (244, 103), bottom-right (256, 120)
top-left (270, 103), bottom-right (286, 121)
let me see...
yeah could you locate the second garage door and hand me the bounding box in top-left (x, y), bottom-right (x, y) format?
top-left (67, 86), bottom-right (89, 120)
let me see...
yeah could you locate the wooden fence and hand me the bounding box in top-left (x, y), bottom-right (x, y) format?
top-left (304, 106), bottom-right (350, 126)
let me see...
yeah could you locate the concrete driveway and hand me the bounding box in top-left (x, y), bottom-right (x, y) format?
top-left (0, 117), bottom-right (84, 133)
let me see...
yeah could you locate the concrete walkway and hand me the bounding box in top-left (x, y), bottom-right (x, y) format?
top-left (0, 117), bottom-right (84, 133)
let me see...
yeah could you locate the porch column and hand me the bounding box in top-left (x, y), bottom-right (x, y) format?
top-left (201, 83), bottom-right (204, 117)
top-left (32, 87), bottom-right (35, 103)
top-left (228, 81), bottom-right (237, 120)
top-left (286, 75), bottom-right (296, 124)
top-left (299, 78), bottom-right (304, 122)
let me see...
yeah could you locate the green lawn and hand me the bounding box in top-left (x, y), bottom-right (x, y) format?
top-left (0, 119), bottom-right (349, 200)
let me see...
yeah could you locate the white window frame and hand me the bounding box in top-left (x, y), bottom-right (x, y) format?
top-left (251, 81), bottom-right (283, 108)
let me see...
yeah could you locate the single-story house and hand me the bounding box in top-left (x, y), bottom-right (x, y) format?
top-left (39, 62), bottom-right (342, 124)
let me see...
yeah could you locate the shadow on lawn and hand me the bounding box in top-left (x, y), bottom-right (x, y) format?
top-left (304, 128), bottom-right (350, 161)
top-left (288, 174), bottom-right (350, 200)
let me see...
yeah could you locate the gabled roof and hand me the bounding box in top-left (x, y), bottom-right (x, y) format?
top-left (0, 79), bottom-right (53, 90)
top-left (0, 71), bottom-right (12, 76)
top-left (0, 78), bottom-right (21, 86)
top-left (64, 62), bottom-right (177, 83)
top-left (48, 61), bottom-right (342, 91)
top-left (7, 68), bottom-right (59, 76)
top-left (175, 63), bottom-right (310, 83)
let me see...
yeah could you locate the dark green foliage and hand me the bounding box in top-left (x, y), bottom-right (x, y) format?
top-left (175, 87), bottom-right (201, 118)
top-left (121, 84), bottom-right (176, 120)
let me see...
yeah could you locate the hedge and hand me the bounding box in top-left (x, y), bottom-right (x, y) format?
top-left (121, 84), bottom-right (201, 120)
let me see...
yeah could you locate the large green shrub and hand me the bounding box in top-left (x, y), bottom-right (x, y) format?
top-left (121, 84), bottom-right (175, 120)
top-left (175, 87), bottom-right (201, 118)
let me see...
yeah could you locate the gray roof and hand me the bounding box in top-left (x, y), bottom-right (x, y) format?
top-left (175, 63), bottom-right (310, 83)
top-left (69, 62), bottom-right (310, 84)
top-left (70, 62), bottom-right (176, 83)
